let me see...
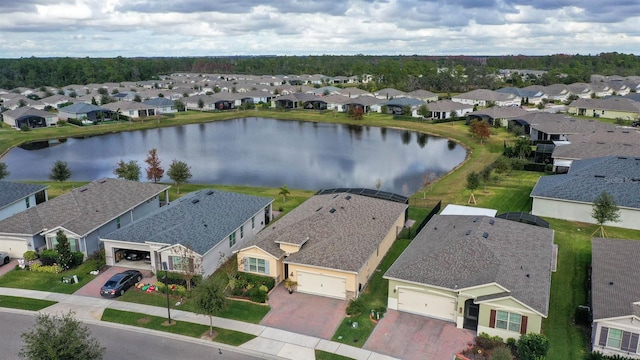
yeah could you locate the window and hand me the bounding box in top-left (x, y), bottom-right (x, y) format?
top-left (251, 217), bottom-right (255, 229)
top-left (599, 326), bottom-right (640, 352)
top-left (229, 232), bottom-right (236, 247)
top-left (246, 257), bottom-right (268, 274)
top-left (25, 197), bottom-right (30, 208)
top-left (496, 310), bottom-right (522, 332)
top-left (170, 256), bottom-right (193, 272)
top-left (116, 217), bottom-right (121, 229)
top-left (607, 328), bottom-right (623, 349)
top-left (240, 225), bottom-right (244, 239)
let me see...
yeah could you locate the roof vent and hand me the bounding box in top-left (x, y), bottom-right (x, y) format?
top-left (98, 179), bottom-right (107, 183)
top-left (622, 131), bottom-right (630, 134)
top-left (482, 232), bottom-right (489, 238)
top-left (465, 230), bottom-right (472, 235)
top-left (526, 274), bottom-right (530, 278)
top-left (473, 217), bottom-right (479, 223)
top-left (329, 208), bottom-right (336, 213)
top-left (595, 175), bottom-right (605, 178)
top-left (345, 195), bottom-right (352, 200)
top-left (191, 199), bottom-right (200, 204)
top-left (489, 219), bottom-right (495, 225)
top-left (80, 188), bottom-right (88, 192)
top-left (607, 130), bottom-right (614, 133)
top-left (618, 156), bottom-right (628, 160)
top-left (316, 207), bottom-right (323, 212)
top-left (206, 190), bottom-right (214, 195)
top-left (609, 281), bottom-right (614, 286)
top-left (333, 194), bottom-right (339, 198)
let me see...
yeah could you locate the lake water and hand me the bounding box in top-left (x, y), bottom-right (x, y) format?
top-left (2, 117), bottom-right (466, 195)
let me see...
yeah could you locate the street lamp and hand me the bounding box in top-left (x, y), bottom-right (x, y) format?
top-left (161, 266), bottom-right (172, 324)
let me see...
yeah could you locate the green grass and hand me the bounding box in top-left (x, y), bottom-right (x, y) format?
top-left (315, 350), bottom-right (354, 360)
top-left (0, 295), bottom-right (57, 310)
top-left (0, 259), bottom-right (102, 294)
top-left (101, 308), bottom-right (255, 346)
top-left (331, 238), bottom-right (412, 347)
top-left (118, 289), bottom-right (270, 324)
top-left (470, 170), bottom-right (541, 213)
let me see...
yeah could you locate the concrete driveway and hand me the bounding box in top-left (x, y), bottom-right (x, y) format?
top-left (364, 310), bottom-right (475, 360)
top-left (73, 266), bottom-right (155, 298)
top-left (260, 284), bottom-right (347, 339)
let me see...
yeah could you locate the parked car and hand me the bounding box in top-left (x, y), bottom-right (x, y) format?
top-left (124, 250), bottom-right (146, 261)
top-left (0, 252), bottom-right (9, 265)
top-left (100, 270), bottom-right (142, 298)
top-left (633, 120), bottom-right (640, 127)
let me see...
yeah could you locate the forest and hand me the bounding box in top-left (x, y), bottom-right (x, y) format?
top-left (0, 52), bottom-right (639, 92)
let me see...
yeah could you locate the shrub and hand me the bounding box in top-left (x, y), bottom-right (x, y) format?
top-left (158, 271), bottom-right (202, 288)
top-left (346, 297), bottom-right (365, 317)
top-left (23, 251), bottom-right (38, 261)
top-left (258, 284), bottom-right (269, 293)
top-left (154, 281), bottom-right (188, 297)
top-left (238, 273), bottom-right (275, 291)
top-left (30, 263), bottom-right (62, 273)
top-left (476, 332), bottom-right (504, 351)
top-left (506, 338), bottom-right (517, 354)
top-left (40, 249), bottom-right (59, 266)
top-left (248, 287), bottom-right (268, 303)
top-left (516, 333), bottom-right (549, 360)
top-left (88, 249), bottom-right (106, 268)
top-left (71, 252), bottom-right (84, 268)
top-left (489, 346), bottom-right (513, 360)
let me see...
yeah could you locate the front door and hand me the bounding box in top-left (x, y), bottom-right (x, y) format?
top-left (463, 299), bottom-right (479, 331)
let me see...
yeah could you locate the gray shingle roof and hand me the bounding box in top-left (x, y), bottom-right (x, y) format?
top-left (383, 97), bottom-right (425, 107)
top-left (2, 107), bottom-right (54, 120)
top-left (0, 181), bottom-right (48, 209)
top-left (553, 128), bottom-right (640, 160)
top-left (591, 237), bottom-right (640, 320)
top-left (384, 215), bottom-right (554, 316)
top-left (0, 178), bottom-right (169, 236)
top-left (571, 97), bottom-right (640, 113)
top-left (531, 156), bottom-right (640, 209)
top-left (143, 97), bottom-right (175, 107)
top-left (521, 112), bottom-right (614, 135)
top-left (242, 192), bottom-right (407, 272)
top-left (103, 190), bottom-right (272, 255)
top-left (58, 102), bottom-right (109, 114)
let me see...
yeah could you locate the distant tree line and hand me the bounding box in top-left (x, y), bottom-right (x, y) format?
top-left (1, 53), bottom-right (639, 92)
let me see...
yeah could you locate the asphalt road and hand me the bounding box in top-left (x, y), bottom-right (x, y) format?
top-left (0, 311), bottom-right (264, 360)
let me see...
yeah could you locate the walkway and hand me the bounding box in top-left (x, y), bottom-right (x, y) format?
top-left (0, 287), bottom-right (398, 360)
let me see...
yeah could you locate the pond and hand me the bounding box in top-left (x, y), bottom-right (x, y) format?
top-left (2, 117), bottom-right (466, 195)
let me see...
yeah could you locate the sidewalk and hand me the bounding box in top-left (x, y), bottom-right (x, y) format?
top-left (0, 287), bottom-right (398, 360)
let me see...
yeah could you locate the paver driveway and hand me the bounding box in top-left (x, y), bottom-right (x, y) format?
top-left (73, 266), bottom-right (155, 298)
top-left (0, 258), bottom-right (18, 277)
top-left (364, 310), bottom-right (475, 360)
top-left (260, 284), bottom-right (347, 339)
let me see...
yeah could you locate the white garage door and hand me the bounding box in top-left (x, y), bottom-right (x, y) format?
top-left (0, 237), bottom-right (28, 259)
top-left (297, 271), bottom-right (346, 299)
top-left (398, 288), bottom-right (456, 322)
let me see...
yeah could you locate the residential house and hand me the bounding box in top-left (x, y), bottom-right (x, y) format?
top-left (466, 106), bottom-right (529, 127)
top-left (2, 107), bottom-right (59, 129)
top-left (551, 128), bottom-right (640, 172)
top-left (589, 83), bottom-right (614, 98)
top-left (406, 89), bottom-right (439, 103)
top-left (426, 100), bottom-right (473, 120)
top-left (568, 98), bottom-right (640, 121)
top-left (343, 96), bottom-right (385, 114)
top-left (591, 237), bottom-right (640, 359)
top-left (495, 87), bottom-right (546, 105)
top-left (142, 97), bottom-right (178, 114)
top-left (543, 84), bottom-right (571, 102)
top-left (0, 178), bottom-right (169, 259)
top-left (452, 89), bottom-right (521, 107)
top-left (384, 215), bottom-right (554, 339)
top-left (58, 103), bottom-right (112, 122)
top-left (520, 112), bottom-right (613, 141)
top-left (567, 83), bottom-right (594, 99)
top-left (383, 97), bottom-right (426, 117)
top-left (101, 189), bottom-right (273, 276)
top-left (39, 94), bottom-right (75, 109)
top-left (375, 88), bottom-right (407, 100)
top-left (531, 156), bottom-right (640, 231)
top-left (335, 87), bottom-right (372, 98)
top-left (604, 81), bottom-right (630, 96)
top-left (236, 189), bottom-right (408, 300)
top-left (0, 182), bottom-right (48, 222)
top-left (102, 101), bottom-right (156, 118)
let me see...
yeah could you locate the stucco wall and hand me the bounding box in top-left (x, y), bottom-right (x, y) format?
top-left (0, 194), bottom-right (38, 221)
top-left (532, 197), bottom-right (640, 231)
top-left (237, 247), bottom-right (280, 280)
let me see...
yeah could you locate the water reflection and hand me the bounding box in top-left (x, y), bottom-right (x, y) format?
top-left (3, 117), bottom-right (466, 194)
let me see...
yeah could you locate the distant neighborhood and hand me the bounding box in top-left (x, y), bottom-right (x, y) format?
top-left (1, 68), bottom-right (639, 360)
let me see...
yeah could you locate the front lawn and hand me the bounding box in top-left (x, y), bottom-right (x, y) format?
top-left (0, 295), bottom-right (57, 310)
top-left (118, 289), bottom-right (270, 324)
top-left (0, 259), bottom-right (102, 294)
top-left (101, 308), bottom-right (255, 346)
top-left (315, 350), bottom-right (353, 360)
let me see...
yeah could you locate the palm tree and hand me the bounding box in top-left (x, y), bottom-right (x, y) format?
top-left (278, 184), bottom-right (290, 203)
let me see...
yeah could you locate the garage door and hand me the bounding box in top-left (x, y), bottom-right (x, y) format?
top-left (398, 288), bottom-right (456, 322)
top-left (0, 237), bottom-right (28, 259)
top-left (297, 271), bottom-right (346, 299)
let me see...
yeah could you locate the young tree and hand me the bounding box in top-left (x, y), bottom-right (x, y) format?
top-left (167, 160), bottom-right (192, 194)
top-left (591, 191), bottom-right (621, 237)
top-left (192, 276), bottom-right (227, 337)
top-left (144, 148), bottom-right (164, 183)
top-left (49, 160), bottom-right (72, 189)
top-left (469, 119), bottom-right (491, 143)
top-left (466, 171), bottom-right (479, 205)
top-left (20, 311), bottom-right (105, 360)
top-left (133, 94), bottom-right (142, 102)
top-left (113, 159), bottom-right (141, 181)
top-left (0, 162), bottom-right (9, 180)
top-left (55, 230), bottom-right (73, 270)
top-left (278, 184), bottom-right (290, 203)
top-left (174, 244), bottom-right (202, 292)
top-left (197, 98), bottom-right (205, 110)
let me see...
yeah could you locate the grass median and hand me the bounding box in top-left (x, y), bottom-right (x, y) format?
top-left (0, 295), bottom-right (57, 310)
top-left (101, 308), bottom-right (255, 346)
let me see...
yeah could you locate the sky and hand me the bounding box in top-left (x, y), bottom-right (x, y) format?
top-left (0, 0), bottom-right (639, 58)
